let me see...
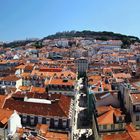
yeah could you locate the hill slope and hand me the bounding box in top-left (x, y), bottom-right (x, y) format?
top-left (2, 30), bottom-right (140, 48)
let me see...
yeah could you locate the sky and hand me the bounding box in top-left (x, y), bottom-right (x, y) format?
top-left (0, 0), bottom-right (140, 42)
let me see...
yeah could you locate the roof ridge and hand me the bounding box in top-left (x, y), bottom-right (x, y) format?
top-left (97, 109), bottom-right (114, 125)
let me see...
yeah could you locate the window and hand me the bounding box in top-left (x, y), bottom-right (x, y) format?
top-left (54, 118), bottom-right (59, 127)
top-left (12, 82), bottom-right (16, 86)
top-left (136, 115), bottom-right (139, 121)
top-left (22, 115), bottom-right (27, 123)
top-left (38, 117), bottom-right (42, 124)
top-left (98, 125), bottom-right (102, 130)
top-left (62, 119), bottom-right (67, 128)
top-left (103, 125), bottom-right (107, 130)
top-left (4, 81), bottom-right (11, 85)
top-left (111, 124), bottom-right (115, 130)
top-left (136, 106), bottom-right (140, 111)
top-left (118, 116), bottom-right (122, 122)
top-left (118, 124), bottom-right (123, 129)
top-left (46, 118), bottom-right (50, 124)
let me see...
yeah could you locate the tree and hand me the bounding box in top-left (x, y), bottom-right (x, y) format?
top-left (34, 41), bottom-right (43, 49)
top-left (121, 38), bottom-right (131, 49)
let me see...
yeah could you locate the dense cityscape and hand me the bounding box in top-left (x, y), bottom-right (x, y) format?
top-left (0, 35), bottom-right (139, 140)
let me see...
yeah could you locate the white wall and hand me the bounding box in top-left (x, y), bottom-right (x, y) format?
top-left (16, 79), bottom-right (22, 89)
top-left (8, 111), bottom-right (22, 136)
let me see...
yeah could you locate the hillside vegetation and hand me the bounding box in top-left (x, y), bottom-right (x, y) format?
top-left (3, 31), bottom-right (140, 48)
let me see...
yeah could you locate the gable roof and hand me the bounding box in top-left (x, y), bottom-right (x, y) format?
top-left (3, 94), bottom-right (71, 118)
top-left (0, 108), bottom-right (13, 125)
top-left (0, 95), bottom-right (7, 108)
top-left (1, 75), bottom-right (20, 82)
top-left (97, 106), bottom-right (122, 125)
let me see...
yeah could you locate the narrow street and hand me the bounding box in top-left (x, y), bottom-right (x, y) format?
top-left (72, 78), bottom-right (93, 140)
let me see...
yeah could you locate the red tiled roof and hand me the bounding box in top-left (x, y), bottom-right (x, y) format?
top-left (31, 86), bottom-right (46, 94)
top-left (36, 124), bottom-right (49, 134)
top-left (58, 95), bottom-right (71, 117)
top-left (12, 92), bottom-right (61, 100)
top-left (0, 108), bottom-right (13, 125)
top-left (40, 67), bottom-right (63, 72)
top-left (19, 86), bottom-right (31, 91)
top-left (24, 65), bottom-right (34, 71)
top-left (128, 131), bottom-right (140, 140)
top-left (45, 78), bottom-right (75, 86)
top-left (125, 123), bottom-right (136, 132)
top-left (3, 94), bottom-right (71, 118)
top-left (97, 106), bottom-right (123, 125)
top-left (16, 65), bottom-right (25, 69)
top-left (21, 73), bottom-right (31, 78)
top-left (0, 95), bottom-right (7, 108)
top-left (103, 133), bottom-right (130, 140)
top-left (96, 106), bottom-right (111, 115)
top-left (1, 75), bottom-right (20, 82)
top-left (37, 124), bottom-right (68, 139)
top-left (44, 131), bottom-right (68, 140)
top-left (113, 73), bottom-right (131, 79)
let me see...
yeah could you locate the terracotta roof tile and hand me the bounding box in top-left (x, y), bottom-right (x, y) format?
top-left (113, 73), bottom-right (131, 79)
top-left (1, 75), bottom-right (20, 82)
top-left (0, 95), bottom-right (7, 108)
top-left (39, 67), bottom-right (63, 72)
top-left (103, 133), bottom-right (131, 140)
top-left (21, 73), bottom-right (31, 78)
top-left (24, 65), bottom-right (34, 71)
top-left (103, 68), bottom-right (112, 73)
top-left (12, 92), bottom-right (61, 100)
top-left (125, 123), bottom-right (136, 132)
top-left (0, 108), bottom-right (13, 125)
top-left (3, 94), bottom-right (71, 118)
top-left (19, 86), bottom-right (31, 91)
top-left (31, 70), bottom-right (48, 77)
top-left (96, 106), bottom-right (111, 115)
top-left (16, 65), bottom-right (25, 69)
top-left (97, 106), bottom-right (123, 125)
top-left (36, 124), bottom-right (49, 134)
top-left (129, 131), bottom-right (140, 140)
top-left (45, 78), bottom-right (75, 86)
top-left (31, 86), bottom-right (46, 94)
top-left (97, 109), bottom-right (114, 125)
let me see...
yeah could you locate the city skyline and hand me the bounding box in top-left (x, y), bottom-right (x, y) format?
top-left (0, 0), bottom-right (140, 41)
